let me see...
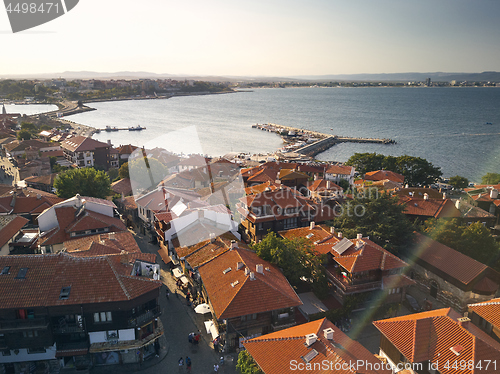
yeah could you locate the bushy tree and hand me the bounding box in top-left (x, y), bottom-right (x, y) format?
top-left (17, 129), bottom-right (32, 140)
top-left (118, 162), bottom-right (129, 179)
top-left (252, 232), bottom-right (329, 299)
top-left (331, 190), bottom-right (414, 254)
top-left (54, 167), bottom-right (111, 199)
top-left (481, 173), bottom-right (500, 185)
top-left (449, 175), bottom-right (469, 189)
top-left (346, 153), bottom-right (442, 186)
top-left (236, 350), bottom-right (263, 374)
top-left (423, 218), bottom-right (500, 270)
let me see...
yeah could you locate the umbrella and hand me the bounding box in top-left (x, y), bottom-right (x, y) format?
top-left (194, 303), bottom-right (211, 314)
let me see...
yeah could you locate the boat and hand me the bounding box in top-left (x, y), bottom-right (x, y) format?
top-left (105, 126), bottom-right (112, 132)
top-left (485, 122), bottom-right (493, 125)
top-left (128, 126), bottom-right (145, 131)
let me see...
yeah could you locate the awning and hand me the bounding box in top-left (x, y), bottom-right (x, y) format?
top-left (158, 246), bottom-right (171, 264)
top-left (204, 320), bottom-right (219, 340)
top-left (172, 268), bottom-right (183, 278)
top-left (55, 348), bottom-right (89, 357)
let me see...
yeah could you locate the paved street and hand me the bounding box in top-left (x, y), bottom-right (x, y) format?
top-left (0, 155), bottom-right (19, 186)
top-left (108, 230), bottom-right (238, 374)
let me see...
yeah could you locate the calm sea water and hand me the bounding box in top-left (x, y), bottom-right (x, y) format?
top-left (68, 87), bottom-right (500, 182)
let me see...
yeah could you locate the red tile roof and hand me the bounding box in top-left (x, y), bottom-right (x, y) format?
top-left (365, 170), bottom-right (404, 184)
top-left (116, 144), bottom-right (138, 155)
top-left (305, 179), bottom-right (342, 192)
top-left (0, 195), bottom-right (64, 215)
top-left (38, 206), bottom-right (126, 247)
top-left (197, 248), bottom-right (302, 320)
top-left (0, 252), bottom-right (161, 309)
top-left (0, 216), bottom-right (29, 248)
top-left (412, 233), bottom-right (496, 288)
top-left (61, 136), bottom-right (110, 152)
top-left (399, 197), bottom-right (461, 218)
top-left (373, 308), bottom-right (500, 373)
top-left (63, 231), bottom-right (141, 254)
top-left (326, 165), bottom-right (353, 175)
top-left (468, 298), bottom-right (500, 330)
top-left (244, 318), bottom-right (391, 374)
top-left (24, 173), bottom-right (59, 186)
top-left (316, 236), bottom-right (408, 273)
top-left (111, 178), bottom-right (133, 196)
top-left (279, 224), bottom-right (332, 244)
top-left (244, 182), bottom-right (281, 195)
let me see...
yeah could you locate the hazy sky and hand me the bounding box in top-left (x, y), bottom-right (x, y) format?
top-left (1, 0), bottom-right (499, 76)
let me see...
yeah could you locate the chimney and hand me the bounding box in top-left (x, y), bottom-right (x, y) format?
top-left (357, 233), bottom-right (362, 240)
top-left (244, 267), bottom-right (250, 276)
top-left (423, 193), bottom-right (429, 201)
top-left (36, 194), bottom-right (41, 200)
top-left (256, 264), bottom-right (264, 274)
top-left (457, 316), bottom-right (470, 327)
top-left (455, 200), bottom-right (461, 209)
top-left (210, 233), bottom-right (216, 243)
top-left (249, 271), bottom-right (255, 280)
top-left (108, 232), bottom-right (115, 240)
top-left (491, 189), bottom-right (499, 199)
top-left (310, 221), bottom-right (315, 230)
top-left (443, 192), bottom-right (447, 200)
top-left (338, 232), bottom-right (342, 238)
top-left (120, 251), bottom-right (129, 265)
top-left (237, 261), bottom-right (244, 270)
top-left (330, 227), bottom-right (335, 234)
top-left (107, 139), bottom-right (111, 145)
top-left (305, 333), bottom-right (317, 346)
top-left (323, 328), bottom-right (334, 340)
top-left (230, 240), bottom-right (238, 250)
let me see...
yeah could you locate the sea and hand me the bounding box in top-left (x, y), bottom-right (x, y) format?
top-left (17, 88), bottom-right (500, 182)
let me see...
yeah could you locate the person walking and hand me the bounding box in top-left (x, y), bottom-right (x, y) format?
top-left (185, 356), bottom-right (192, 372)
top-left (166, 288), bottom-right (170, 299)
top-left (178, 357), bottom-right (184, 372)
top-left (214, 363), bottom-right (219, 372)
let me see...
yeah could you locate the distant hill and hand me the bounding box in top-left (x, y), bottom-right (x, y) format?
top-left (1, 71), bottom-right (499, 83)
top-left (291, 71), bottom-right (500, 82)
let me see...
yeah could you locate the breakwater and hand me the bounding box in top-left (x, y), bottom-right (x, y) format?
top-left (252, 123), bottom-right (395, 158)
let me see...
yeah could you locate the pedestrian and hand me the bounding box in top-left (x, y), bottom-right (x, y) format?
top-left (188, 332), bottom-right (194, 344)
top-left (185, 356), bottom-right (191, 371)
top-left (166, 288), bottom-right (170, 299)
top-left (214, 363), bottom-right (219, 372)
top-left (194, 333), bottom-right (200, 345)
top-left (178, 357), bottom-right (184, 368)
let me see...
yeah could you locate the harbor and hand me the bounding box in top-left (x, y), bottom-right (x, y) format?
top-left (252, 123), bottom-right (396, 158)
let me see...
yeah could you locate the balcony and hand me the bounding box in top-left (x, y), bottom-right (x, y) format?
top-left (0, 317), bottom-right (49, 332)
top-left (53, 321), bottom-right (85, 334)
top-left (327, 270), bottom-right (382, 294)
top-left (127, 306), bottom-right (161, 328)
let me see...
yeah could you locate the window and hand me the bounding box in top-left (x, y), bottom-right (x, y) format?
top-left (87, 160), bottom-right (91, 165)
top-left (22, 330), bottom-right (39, 338)
top-left (28, 347), bottom-right (46, 354)
top-left (106, 330), bottom-right (119, 340)
top-left (1, 266), bottom-right (10, 275)
top-left (94, 312), bottom-right (112, 323)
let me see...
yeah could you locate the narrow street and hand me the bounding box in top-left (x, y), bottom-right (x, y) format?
top-left (124, 230), bottom-right (238, 374)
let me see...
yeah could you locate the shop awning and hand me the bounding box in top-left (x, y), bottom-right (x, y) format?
top-left (158, 246), bottom-right (171, 264)
top-left (204, 320), bottom-right (219, 340)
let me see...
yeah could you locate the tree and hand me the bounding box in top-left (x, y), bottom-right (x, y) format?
top-left (345, 153), bottom-right (442, 186)
top-left (481, 173), bottom-right (500, 185)
top-left (449, 175), bottom-right (469, 189)
top-left (331, 190), bottom-right (414, 254)
top-left (423, 218), bottom-right (500, 270)
top-left (236, 350), bottom-right (263, 374)
top-left (53, 168), bottom-right (111, 199)
top-left (107, 167), bottom-right (119, 182)
top-left (118, 162), bottom-right (129, 179)
top-left (252, 232), bottom-right (329, 299)
top-left (127, 156), bottom-right (169, 193)
top-left (17, 129), bottom-right (32, 140)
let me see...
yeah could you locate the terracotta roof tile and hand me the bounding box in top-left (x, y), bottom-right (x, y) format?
top-left (373, 308), bottom-right (500, 373)
top-left (244, 318), bottom-right (391, 374)
top-left (468, 298), bottom-right (500, 330)
top-left (326, 165), bottom-right (353, 175)
top-left (198, 248), bottom-right (302, 320)
top-left (365, 170), bottom-right (404, 184)
top-left (0, 253), bottom-right (161, 309)
top-left (0, 216), bottom-right (29, 248)
top-left (61, 136), bottom-right (110, 152)
top-left (279, 225), bottom-right (332, 244)
top-left (412, 233), bottom-right (491, 286)
top-left (399, 197), bottom-right (461, 218)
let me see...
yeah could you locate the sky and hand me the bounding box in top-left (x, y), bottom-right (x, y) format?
top-left (1, 0), bottom-right (500, 77)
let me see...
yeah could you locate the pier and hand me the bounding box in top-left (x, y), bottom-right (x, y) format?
top-left (252, 123), bottom-right (396, 158)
